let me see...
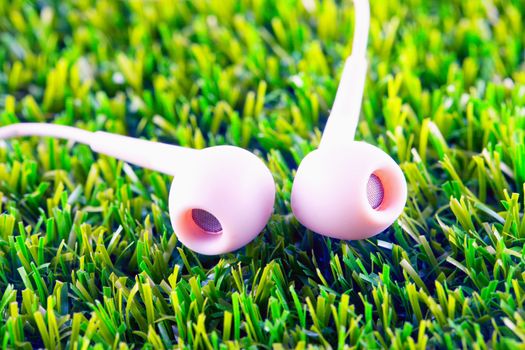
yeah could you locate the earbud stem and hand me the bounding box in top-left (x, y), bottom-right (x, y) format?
top-left (319, 0), bottom-right (370, 149)
top-left (319, 54), bottom-right (368, 148)
top-left (0, 123), bottom-right (194, 176)
top-left (91, 131), bottom-right (195, 176)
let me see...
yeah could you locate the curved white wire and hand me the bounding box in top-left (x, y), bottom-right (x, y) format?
top-left (0, 123), bottom-right (93, 145)
top-left (319, 0), bottom-right (370, 148)
top-left (0, 123), bottom-right (190, 175)
top-left (352, 0), bottom-right (370, 58)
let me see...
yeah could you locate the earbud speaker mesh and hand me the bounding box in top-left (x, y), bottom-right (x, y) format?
top-left (192, 209), bottom-right (223, 233)
top-left (367, 174), bottom-right (384, 209)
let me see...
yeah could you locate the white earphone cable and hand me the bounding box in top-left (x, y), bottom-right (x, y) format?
top-left (0, 123), bottom-right (93, 145)
top-left (319, 0), bottom-right (370, 148)
top-left (352, 0), bottom-right (370, 58)
top-left (0, 122), bottom-right (193, 176)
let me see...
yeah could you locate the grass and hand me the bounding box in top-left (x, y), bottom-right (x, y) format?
top-left (0, 0), bottom-right (525, 348)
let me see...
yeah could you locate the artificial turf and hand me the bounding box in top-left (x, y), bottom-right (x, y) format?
top-left (1, 0), bottom-right (525, 348)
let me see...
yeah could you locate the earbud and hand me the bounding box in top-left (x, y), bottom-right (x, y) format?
top-left (0, 123), bottom-right (275, 255)
top-left (291, 0), bottom-right (407, 240)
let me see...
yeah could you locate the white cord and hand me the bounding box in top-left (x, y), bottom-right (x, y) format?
top-left (352, 0), bottom-right (370, 58)
top-left (0, 123), bottom-right (189, 175)
top-left (318, 0), bottom-right (370, 148)
top-left (0, 123), bottom-right (93, 145)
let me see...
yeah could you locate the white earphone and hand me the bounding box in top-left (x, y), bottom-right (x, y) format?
top-left (291, 0), bottom-right (407, 240)
top-left (0, 0), bottom-right (406, 254)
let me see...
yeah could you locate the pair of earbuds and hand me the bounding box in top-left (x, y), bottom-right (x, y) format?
top-left (0, 0), bottom-right (407, 255)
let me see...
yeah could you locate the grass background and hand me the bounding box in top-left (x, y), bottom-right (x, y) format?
top-left (1, 0), bottom-right (525, 348)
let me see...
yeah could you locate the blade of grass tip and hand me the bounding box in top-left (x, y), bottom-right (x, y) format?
top-left (289, 285), bottom-right (306, 329)
top-left (0, 285), bottom-right (16, 314)
top-left (33, 310), bottom-right (51, 349)
top-left (222, 311), bottom-right (232, 342)
top-left (139, 282), bottom-right (155, 326)
top-left (231, 292), bottom-right (241, 341)
top-left (399, 259), bottom-right (429, 294)
top-left (147, 325), bottom-right (165, 350)
top-left (427, 121), bottom-right (449, 160)
top-left (169, 292), bottom-right (186, 341)
top-left (46, 296), bottom-right (60, 350)
top-left (449, 196), bottom-right (476, 232)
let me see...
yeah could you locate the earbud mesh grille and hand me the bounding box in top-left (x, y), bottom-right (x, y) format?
top-left (191, 209), bottom-right (223, 233)
top-left (367, 174), bottom-right (384, 209)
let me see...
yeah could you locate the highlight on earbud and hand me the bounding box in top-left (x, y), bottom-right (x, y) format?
top-left (0, 123), bottom-right (276, 255)
top-left (290, 0), bottom-right (407, 240)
